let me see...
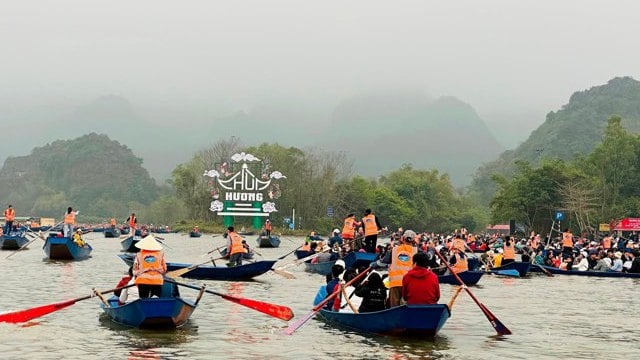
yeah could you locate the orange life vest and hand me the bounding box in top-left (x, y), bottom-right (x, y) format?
top-left (229, 232), bottom-right (246, 255)
top-left (602, 236), bottom-right (612, 249)
top-left (128, 216), bottom-right (136, 229)
top-left (503, 242), bottom-right (516, 260)
top-left (4, 208), bottom-right (15, 221)
top-left (562, 232), bottom-right (573, 248)
top-left (342, 217), bottom-right (357, 239)
top-left (388, 244), bottom-right (417, 288)
top-left (452, 238), bottom-right (466, 253)
top-left (64, 212), bottom-right (75, 225)
top-left (362, 214), bottom-right (378, 237)
top-left (110, 218), bottom-right (116, 226)
top-left (134, 250), bottom-right (166, 285)
top-left (265, 222), bottom-right (272, 231)
top-left (451, 253), bottom-right (469, 274)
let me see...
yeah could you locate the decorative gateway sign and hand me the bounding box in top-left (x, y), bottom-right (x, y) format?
top-left (204, 152), bottom-right (286, 229)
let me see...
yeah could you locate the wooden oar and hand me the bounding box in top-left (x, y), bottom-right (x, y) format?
top-left (533, 263), bottom-right (554, 277)
top-left (275, 244), bottom-right (304, 261)
top-left (166, 279), bottom-right (294, 321)
top-left (447, 286), bottom-right (464, 311)
top-left (0, 284), bottom-right (134, 323)
top-left (274, 246), bottom-right (332, 272)
top-left (165, 259), bottom-right (224, 278)
top-left (283, 266), bottom-right (372, 335)
top-left (435, 250), bottom-right (512, 335)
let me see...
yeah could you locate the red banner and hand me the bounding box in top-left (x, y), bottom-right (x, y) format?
top-left (614, 218), bottom-right (640, 231)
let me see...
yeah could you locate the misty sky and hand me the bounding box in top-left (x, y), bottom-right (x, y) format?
top-left (2, 0), bottom-right (639, 144)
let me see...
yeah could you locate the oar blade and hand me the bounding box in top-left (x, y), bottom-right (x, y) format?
top-left (0, 299), bottom-right (76, 323)
top-left (271, 269), bottom-right (296, 279)
top-left (479, 303), bottom-right (512, 335)
top-left (282, 310), bottom-right (317, 335)
top-left (218, 292), bottom-right (294, 321)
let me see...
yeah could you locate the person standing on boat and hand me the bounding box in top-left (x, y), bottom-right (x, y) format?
top-left (562, 229), bottom-right (574, 259)
top-left (126, 213), bottom-right (137, 236)
top-left (362, 209), bottom-right (382, 253)
top-left (133, 235), bottom-right (167, 298)
top-left (402, 252), bottom-right (440, 305)
top-left (226, 226), bottom-right (246, 267)
top-left (341, 213), bottom-right (360, 250)
top-left (3, 205), bottom-right (15, 235)
top-left (388, 231), bottom-right (417, 307)
top-left (63, 207), bottom-right (77, 237)
top-left (501, 236), bottom-right (516, 265)
top-left (264, 219), bottom-right (272, 238)
top-left (110, 218), bottom-right (117, 230)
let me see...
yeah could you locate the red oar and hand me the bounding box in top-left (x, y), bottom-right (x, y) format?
top-left (435, 250), bottom-right (512, 335)
top-left (0, 284), bottom-right (133, 324)
top-left (283, 265), bottom-right (372, 335)
top-left (168, 279), bottom-right (294, 321)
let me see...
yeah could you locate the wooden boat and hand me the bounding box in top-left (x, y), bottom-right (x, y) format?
top-left (239, 230), bottom-right (255, 236)
top-left (104, 228), bottom-right (120, 238)
top-left (43, 235), bottom-right (92, 260)
top-left (304, 259), bottom-right (337, 275)
top-left (491, 261), bottom-right (531, 277)
top-left (256, 235), bottom-right (280, 248)
top-left (343, 251), bottom-right (378, 269)
top-left (438, 271), bottom-right (484, 285)
top-left (117, 254), bottom-right (277, 280)
top-left (100, 290), bottom-right (203, 328)
top-left (189, 231), bottom-right (202, 238)
top-left (0, 232), bottom-right (29, 250)
top-left (318, 304), bottom-right (450, 337)
top-left (120, 236), bottom-right (141, 253)
top-left (530, 264), bottom-right (640, 278)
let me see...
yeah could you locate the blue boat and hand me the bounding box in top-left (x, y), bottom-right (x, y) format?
top-left (104, 228), bottom-right (120, 238)
top-left (117, 254), bottom-right (277, 280)
top-left (343, 251), bottom-right (378, 269)
top-left (219, 247), bottom-right (255, 260)
top-left (0, 231), bottom-right (30, 250)
top-left (304, 260), bottom-right (336, 275)
top-left (256, 235), bottom-right (280, 248)
top-left (100, 288), bottom-right (205, 328)
top-left (438, 271), bottom-right (484, 286)
top-left (530, 264), bottom-right (640, 278)
top-left (43, 235), bottom-right (92, 260)
top-left (295, 249), bottom-right (313, 259)
top-left (318, 304), bottom-right (450, 337)
top-left (120, 236), bottom-right (141, 253)
top-left (492, 261), bottom-right (531, 277)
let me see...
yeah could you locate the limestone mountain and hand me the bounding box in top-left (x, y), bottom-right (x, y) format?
top-left (0, 133), bottom-right (159, 219)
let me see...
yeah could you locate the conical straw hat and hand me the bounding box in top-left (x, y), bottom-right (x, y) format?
top-left (135, 235), bottom-right (163, 251)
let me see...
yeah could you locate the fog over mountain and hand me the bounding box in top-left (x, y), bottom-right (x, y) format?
top-left (2, 1), bottom-right (640, 184)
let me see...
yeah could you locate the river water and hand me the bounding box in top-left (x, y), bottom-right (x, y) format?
top-left (1, 233), bottom-right (638, 360)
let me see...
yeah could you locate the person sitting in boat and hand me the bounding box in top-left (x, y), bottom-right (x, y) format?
top-left (501, 236), bottom-right (516, 266)
top-left (313, 273), bottom-right (332, 306)
top-left (354, 271), bottom-right (387, 313)
top-left (610, 251), bottom-right (624, 272)
top-left (118, 267), bottom-right (140, 305)
top-left (329, 229), bottom-right (342, 248)
top-left (325, 264), bottom-right (346, 311)
top-left (447, 247), bottom-right (468, 274)
top-left (492, 248), bottom-right (504, 268)
top-left (626, 250), bottom-right (640, 273)
top-left (114, 266), bottom-right (133, 297)
top-left (72, 229), bottom-right (86, 247)
top-left (402, 252), bottom-right (440, 305)
top-left (308, 231), bottom-right (323, 241)
top-left (559, 255), bottom-right (573, 270)
top-left (226, 226), bottom-right (246, 267)
top-left (572, 251), bottom-right (589, 271)
top-left (133, 235), bottom-right (167, 298)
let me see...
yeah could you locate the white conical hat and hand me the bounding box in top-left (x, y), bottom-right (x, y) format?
top-left (135, 235), bottom-right (163, 251)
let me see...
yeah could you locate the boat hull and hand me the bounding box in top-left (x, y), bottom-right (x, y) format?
top-left (189, 232), bottom-right (201, 238)
top-left (101, 297), bottom-right (197, 328)
top-left (0, 234), bottom-right (29, 250)
top-left (256, 235), bottom-right (280, 248)
top-left (438, 271), bottom-right (484, 285)
top-left (43, 236), bottom-right (92, 260)
top-left (120, 236), bottom-right (140, 252)
top-left (304, 260), bottom-right (336, 275)
top-left (318, 304), bottom-right (450, 337)
top-left (530, 264), bottom-right (640, 278)
top-left (104, 228), bottom-right (120, 238)
top-left (492, 261), bottom-right (531, 277)
top-left (118, 254), bottom-right (276, 280)
top-left (343, 252), bottom-right (378, 269)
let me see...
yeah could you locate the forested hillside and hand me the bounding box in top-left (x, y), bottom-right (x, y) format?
top-left (0, 133), bottom-right (160, 220)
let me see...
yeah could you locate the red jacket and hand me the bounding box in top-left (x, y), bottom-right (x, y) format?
top-left (402, 266), bottom-right (440, 305)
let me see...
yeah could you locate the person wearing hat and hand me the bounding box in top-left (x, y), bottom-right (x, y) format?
top-left (610, 251), bottom-right (624, 272)
top-left (133, 235), bottom-right (167, 298)
top-left (264, 219), bottom-right (272, 238)
top-left (3, 205), bottom-right (15, 236)
top-left (361, 209), bottom-right (382, 253)
top-left (387, 230), bottom-right (417, 307)
top-left (226, 226), bottom-right (246, 267)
